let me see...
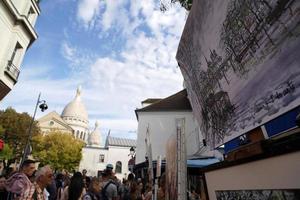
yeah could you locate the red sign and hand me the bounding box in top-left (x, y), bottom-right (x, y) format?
top-left (0, 139), bottom-right (4, 151)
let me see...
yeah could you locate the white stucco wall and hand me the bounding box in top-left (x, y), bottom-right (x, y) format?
top-left (136, 111), bottom-right (220, 164)
top-left (0, 0), bottom-right (39, 94)
top-left (79, 145), bottom-right (133, 180)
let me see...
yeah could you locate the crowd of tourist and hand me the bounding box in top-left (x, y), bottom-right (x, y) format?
top-left (0, 159), bottom-right (166, 200)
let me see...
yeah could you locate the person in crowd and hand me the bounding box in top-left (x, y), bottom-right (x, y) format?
top-left (32, 165), bottom-right (54, 200)
top-left (142, 183), bottom-right (152, 200)
top-left (83, 177), bottom-right (101, 200)
top-left (82, 169), bottom-right (91, 189)
top-left (46, 178), bottom-right (57, 200)
top-left (55, 173), bottom-right (64, 200)
top-left (128, 181), bottom-right (142, 200)
top-left (5, 159), bottom-right (36, 199)
top-left (0, 175), bottom-right (8, 199)
top-left (157, 173), bottom-right (166, 200)
top-left (57, 174), bottom-right (71, 200)
top-left (63, 172), bottom-right (85, 200)
top-left (101, 169), bottom-right (118, 200)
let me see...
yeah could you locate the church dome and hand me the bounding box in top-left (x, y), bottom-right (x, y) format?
top-left (61, 86), bottom-right (88, 123)
top-left (88, 121), bottom-right (101, 146)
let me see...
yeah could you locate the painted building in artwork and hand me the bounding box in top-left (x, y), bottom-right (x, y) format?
top-left (0, 0), bottom-right (40, 100)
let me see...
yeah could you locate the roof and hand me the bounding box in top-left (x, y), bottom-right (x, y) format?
top-left (106, 136), bottom-right (136, 147)
top-left (61, 87), bottom-right (88, 121)
top-left (141, 98), bottom-right (162, 104)
top-left (37, 111), bottom-right (73, 130)
top-left (135, 89), bottom-right (192, 115)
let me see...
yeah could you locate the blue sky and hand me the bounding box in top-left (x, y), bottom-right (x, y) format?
top-left (1, 0), bottom-right (187, 139)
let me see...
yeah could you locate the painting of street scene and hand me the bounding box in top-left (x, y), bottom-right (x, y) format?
top-left (216, 189), bottom-right (300, 200)
top-left (177, 0), bottom-right (300, 148)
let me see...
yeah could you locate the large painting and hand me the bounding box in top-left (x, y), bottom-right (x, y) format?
top-left (176, 0), bottom-right (300, 148)
top-left (216, 189), bottom-right (300, 200)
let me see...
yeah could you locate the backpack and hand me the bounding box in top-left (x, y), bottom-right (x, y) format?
top-left (101, 181), bottom-right (114, 200)
top-left (83, 191), bottom-right (97, 200)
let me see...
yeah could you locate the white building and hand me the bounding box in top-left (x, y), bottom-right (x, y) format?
top-left (79, 122), bottom-right (136, 180)
top-left (38, 87), bottom-right (136, 179)
top-left (0, 0), bottom-right (40, 100)
top-left (135, 89), bottom-right (223, 165)
top-left (37, 87), bottom-right (89, 142)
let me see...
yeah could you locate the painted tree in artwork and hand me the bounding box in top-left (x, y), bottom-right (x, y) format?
top-left (160, 0), bottom-right (193, 11)
top-left (32, 131), bottom-right (84, 171)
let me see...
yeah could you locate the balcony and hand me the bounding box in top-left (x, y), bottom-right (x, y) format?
top-left (5, 61), bottom-right (20, 82)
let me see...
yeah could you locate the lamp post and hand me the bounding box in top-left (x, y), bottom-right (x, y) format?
top-left (20, 93), bottom-right (48, 166)
top-left (128, 146), bottom-right (135, 172)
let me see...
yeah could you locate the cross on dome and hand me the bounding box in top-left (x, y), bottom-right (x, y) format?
top-left (76, 85), bottom-right (82, 97)
top-left (94, 121), bottom-right (99, 130)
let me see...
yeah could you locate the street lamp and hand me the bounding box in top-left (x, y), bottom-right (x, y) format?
top-left (20, 93), bottom-right (48, 166)
top-left (128, 146), bottom-right (136, 172)
top-left (129, 146), bottom-right (135, 158)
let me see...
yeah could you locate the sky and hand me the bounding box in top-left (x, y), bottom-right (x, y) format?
top-left (0, 0), bottom-right (187, 139)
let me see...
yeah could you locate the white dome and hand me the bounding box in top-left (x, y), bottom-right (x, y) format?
top-left (88, 121), bottom-right (101, 146)
top-left (61, 86), bottom-right (88, 123)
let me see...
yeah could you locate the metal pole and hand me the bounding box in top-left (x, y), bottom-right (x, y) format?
top-left (20, 93), bottom-right (41, 167)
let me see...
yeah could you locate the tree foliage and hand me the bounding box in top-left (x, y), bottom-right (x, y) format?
top-left (0, 144), bottom-right (13, 161)
top-left (32, 131), bottom-right (84, 171)
top-left (0, 108), bottom-right (40, 161)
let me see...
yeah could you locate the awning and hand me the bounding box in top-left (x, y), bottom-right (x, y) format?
top-left (187, 158), bottom-right (220, 168)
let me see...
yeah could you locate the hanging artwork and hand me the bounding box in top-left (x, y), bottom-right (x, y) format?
top-left (216, 189), bottom-right (300, 200)
top-left (177, 0), bottom-right (300, 148)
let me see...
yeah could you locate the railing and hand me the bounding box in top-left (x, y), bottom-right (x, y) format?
top-left (5, 60), bottom-right (20, 82)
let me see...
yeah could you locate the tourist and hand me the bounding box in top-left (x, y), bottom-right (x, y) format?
top-left (128, 181), bottom-right (142, 200)
top-left (5, 159), bottom-right (36, 199)
top-left (33, 165), bottom-right (54, 200)
top-left (62, 172), bottom-right (85, 200)
top-left (83, 177), bottom-right (101, 200)
top-left (82, 169), bottom-right (91, 189)
top-left (101, 169), bottom-right (118, 200)
top-left (142, 183), bottom-right (152, 200)
top-left (0, 175), bottom-right (8, 199)
top-left (157, 173), bottom-right (165, 200)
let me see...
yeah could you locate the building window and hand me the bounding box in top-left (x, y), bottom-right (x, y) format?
top-left (80, 131), bottom-right (83, 139)
top-left (9, 43), bottom-right (22, 66)
top-left (99, 154), bottom-right (105, 163)
top-left (27, 6), bottom-right (36, 24)
top-left (49, 121), bottom-right (54, 126)
top-left (76, 130), bottom-right (79, 138)
top-left (115, 161), bottom-right (122, 173)
top-left (83, 132), bottom-right (86, 140)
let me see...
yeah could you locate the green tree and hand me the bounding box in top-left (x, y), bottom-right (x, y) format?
top-left (32, 131), bottom-right (84, 171)
top-left (0, 144), bottom-right (13, 161)
top-left (0, 107), bottom-right (41, 162)
top-left (0, 144), bottom-right (14, 172)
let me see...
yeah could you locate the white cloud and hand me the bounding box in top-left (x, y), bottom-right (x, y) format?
top-left (77, 0), bottom-right (101, 29)
top-left (2, 0), bottom-right (188, 140)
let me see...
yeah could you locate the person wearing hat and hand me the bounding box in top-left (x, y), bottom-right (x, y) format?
top-left (106, 164), bottom-right (113, 171)
top-left (100, 169), bottom-right (117, 200)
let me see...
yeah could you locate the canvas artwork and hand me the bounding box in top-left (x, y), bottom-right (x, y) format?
top-left (216, 189), bottom-right (300, 200)
top-left (177, 0), bottom-right (300, 148)
top-left (165, 134), bottom-right (178, 200)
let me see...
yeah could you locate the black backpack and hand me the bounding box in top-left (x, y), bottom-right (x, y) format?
top-left (101, 181), bottom-right (114, 200)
